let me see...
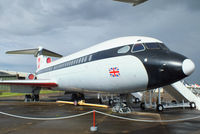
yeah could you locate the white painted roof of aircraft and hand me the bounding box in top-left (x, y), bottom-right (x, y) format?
top-left (41, 36), bottom-right (162, 68)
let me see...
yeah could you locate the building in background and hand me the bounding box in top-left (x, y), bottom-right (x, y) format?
top-left (0, 70), bottom-right (27, 91)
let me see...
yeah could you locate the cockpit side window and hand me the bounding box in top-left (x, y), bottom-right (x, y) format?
top-left (117, 46), bottom-right (130, 54)
top-left (131, 44), bottom-right (145, 53)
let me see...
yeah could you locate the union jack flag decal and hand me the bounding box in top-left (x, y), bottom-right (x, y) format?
top-left (109, 67), bottom-right (120, 77)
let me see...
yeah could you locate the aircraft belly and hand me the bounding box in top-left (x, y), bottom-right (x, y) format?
top-left (38, 55), bottom-right (148, 93)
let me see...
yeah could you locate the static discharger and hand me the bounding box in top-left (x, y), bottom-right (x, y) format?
top-left (56, 100), bottom-right (109, 108)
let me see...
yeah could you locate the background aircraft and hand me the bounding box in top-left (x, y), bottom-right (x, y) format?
top-left (186, 83), bottom-right (200, 89)
top-left (113, 0), bottom-right (148, 6)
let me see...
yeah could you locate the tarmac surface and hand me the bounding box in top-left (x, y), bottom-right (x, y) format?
top-left (0, 94), bottom-right (200, 134)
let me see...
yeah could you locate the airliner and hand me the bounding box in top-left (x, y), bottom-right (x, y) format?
top-left (0, 36), bottom-right (195, 102)
top-left (114, 0), bottom-right (148, 6)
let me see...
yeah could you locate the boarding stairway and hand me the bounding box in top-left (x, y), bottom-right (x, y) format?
top-left (164, 81), bottom-right (200, 110)
top-left (131, 92), bottom-right (143, 102)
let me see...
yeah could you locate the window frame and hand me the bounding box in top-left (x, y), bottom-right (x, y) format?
top-left (131, 43), bottom-right (146, 53)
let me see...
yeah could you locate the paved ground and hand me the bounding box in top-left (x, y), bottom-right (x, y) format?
top-left (0, 95), bottom-right (200, 134)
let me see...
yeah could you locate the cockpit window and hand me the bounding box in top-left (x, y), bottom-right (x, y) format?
top-left (160, 43), bottom-right (169, 50)
top-left (144, 42), bottom-right (169, 50)
top-left (131, 44), bottom-right (145, 53)
top-left (117, 46), bottom-right (130, 54)
top-left (145, 43), bottom-right (161, 49)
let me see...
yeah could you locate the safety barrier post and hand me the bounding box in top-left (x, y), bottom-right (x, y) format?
top-left (90, 110), bottom-right (98, 132)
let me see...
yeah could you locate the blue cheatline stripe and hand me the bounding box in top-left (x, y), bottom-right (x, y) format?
top-left (36, 45), bottom-right (132, 75)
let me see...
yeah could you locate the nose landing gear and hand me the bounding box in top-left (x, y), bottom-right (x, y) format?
top-left (109, 94), bottom-right (133, 114)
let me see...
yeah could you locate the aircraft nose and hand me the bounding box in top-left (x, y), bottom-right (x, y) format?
top-left (182, 59), bottom-right (195, 76)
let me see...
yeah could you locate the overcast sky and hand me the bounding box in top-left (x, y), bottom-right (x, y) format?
top-left (0, 0), bottom-right (199, 83)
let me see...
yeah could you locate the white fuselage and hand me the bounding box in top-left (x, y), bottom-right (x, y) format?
top-left (36, 36), bottom-right (194, 94)
top-left (38, 55), bottom-right (148, 93)
top-left (36, 36), bottom-right (156, 93)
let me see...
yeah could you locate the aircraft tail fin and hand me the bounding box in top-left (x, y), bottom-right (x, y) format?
top-left (6, 46), bottom-right (63, 71)
top-left (6, 46), bottom-right (62, 58)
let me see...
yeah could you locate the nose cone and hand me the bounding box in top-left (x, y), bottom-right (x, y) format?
top-left (140, 50), bottom-right (196, 89)
top-left (182, 59), bottom-right (195, 76)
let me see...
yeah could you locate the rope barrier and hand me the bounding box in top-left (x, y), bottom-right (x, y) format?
top-left (0, 111), bottom-right (93, 121)
top-left (95, 110), bottom-right (200, 123)
top-left (0, 110), bottom-right (200, 123)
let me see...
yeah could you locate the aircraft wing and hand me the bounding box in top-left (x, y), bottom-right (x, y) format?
top-left (113, 0), bottom-right (148, 6)
top-left (0, 79), bottom-right (58, 88)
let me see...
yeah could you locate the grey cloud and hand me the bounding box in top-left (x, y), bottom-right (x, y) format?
top-left (0, 0), bottom-right (116, 36)
top-left (0, 0), bottom-right (199, 83)
top-left (180, 0), bottom-right (200, 11)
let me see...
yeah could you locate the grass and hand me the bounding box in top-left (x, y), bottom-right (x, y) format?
top-left (0, 92), bottom-right (25, 97)
top-left (0, 90), bottom-right (62, 97)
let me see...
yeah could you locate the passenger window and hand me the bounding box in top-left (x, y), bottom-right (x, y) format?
top-left (65, 62), bottom-right (69, 67)
top-left (75, 59), bottom-right (78, 64)
top-left (117, 46), bottom-right (130, 54)
top-left (88, 55), bottom-right (93, 61)
top-left (78, 58), bottom-right (81, 63)
top-left (84, 56), bottom-right (87, 62)
top-left (131, 44), bottom-right (145, 53)
top-left (81, 57), bottom-right (84, 63)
